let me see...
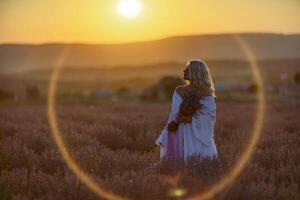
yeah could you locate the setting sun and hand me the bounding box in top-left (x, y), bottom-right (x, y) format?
top-left (117, 0), bottom-right (142, 18)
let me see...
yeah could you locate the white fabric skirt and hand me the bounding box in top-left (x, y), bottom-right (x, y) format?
top-left (156, 123), bottom-right (218, 165)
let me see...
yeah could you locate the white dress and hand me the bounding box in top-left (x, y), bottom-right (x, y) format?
top-left (155, 89), bottom-right (218, 165)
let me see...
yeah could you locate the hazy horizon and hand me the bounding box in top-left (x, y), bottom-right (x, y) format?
top-left (0, 31), bottom-right (299, 45)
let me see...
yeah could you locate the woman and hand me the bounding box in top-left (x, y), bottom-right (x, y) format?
top-left (155, 59), bottom-right (218, 165)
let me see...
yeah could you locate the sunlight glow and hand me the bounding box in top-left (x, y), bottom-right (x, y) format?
top-left (117, 0), bottom-right (141, 18)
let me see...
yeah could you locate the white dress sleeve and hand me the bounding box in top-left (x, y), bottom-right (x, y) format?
top-left (155, 90), bottom-right (181, 148)
top-left (166, 90), bottom-right (181, 125)
top-left (191, 98), bottom-right (216, 147)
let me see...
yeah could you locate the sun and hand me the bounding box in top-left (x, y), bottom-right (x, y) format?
top-left (117, 0), bottom-right (142, 18)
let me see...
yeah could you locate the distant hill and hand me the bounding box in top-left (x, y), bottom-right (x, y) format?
top-left (0, 33), bottom-right (300, 73)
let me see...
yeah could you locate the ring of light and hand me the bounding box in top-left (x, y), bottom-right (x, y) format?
top-left (47, 34), bottom-right (266, 200)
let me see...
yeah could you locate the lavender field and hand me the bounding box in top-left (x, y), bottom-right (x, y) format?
top-left (0, 101), bottom-right (299, 200)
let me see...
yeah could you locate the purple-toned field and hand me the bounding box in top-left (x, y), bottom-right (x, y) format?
top-left (0, 101), bottom-right (299, 200)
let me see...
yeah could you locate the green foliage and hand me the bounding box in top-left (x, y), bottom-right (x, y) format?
top-left (141, 75), bottom-right (184, 101)
top-left (116, 86), bottom-right (132, 100)
top-left (26, 85), bottom-right (40, 100)
top-left (294, 72), bottom-right (300, 84)
top-left (159, 75), bottom-right (184, 100)
top-left (0, 89), bottom-right (14, 101)
top-left (0, 187), bottom-right (12, 200)
top-left (247, 83), bottom-right (259, 94)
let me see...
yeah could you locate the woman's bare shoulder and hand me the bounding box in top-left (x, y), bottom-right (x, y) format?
top-left (176, 85), bottom-right (212, 98)
top-left (175, 85), bottom-right (188, 98)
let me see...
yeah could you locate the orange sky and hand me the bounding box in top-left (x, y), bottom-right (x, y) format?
top-left (0, 0), bottom-right (299, 44)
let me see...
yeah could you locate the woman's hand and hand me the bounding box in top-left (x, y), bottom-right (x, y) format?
top-left (176, 113), bottom-right (192, 124)
top-left (167, 122), bottom-right (179, 133)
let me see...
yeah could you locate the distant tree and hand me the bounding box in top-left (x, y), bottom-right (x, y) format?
top-left (294, 72), bottom-right (300, 84)
top-left (158, 76), bottom-right (185, 100)
top-left (140, 85), bottom-right (160, 101)
top-left (247, 83), bottom-right (259, 94)
top-left (26, 85), bottom-right (40, 100)
top-left (116, 86), bottom-right (130, 99)
top-left (0, 89), bottom-right (14, 101)
top-left (140, 76), bottom-right (184, 101)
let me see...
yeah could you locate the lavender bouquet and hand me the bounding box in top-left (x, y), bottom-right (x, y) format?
top-left (167, 90), bottom-right (203, 133)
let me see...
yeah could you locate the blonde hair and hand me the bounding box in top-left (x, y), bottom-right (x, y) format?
top-left (186, 59), bottom-right (216, 97)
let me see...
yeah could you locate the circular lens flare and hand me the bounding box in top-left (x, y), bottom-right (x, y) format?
top-left (47, 34), bottom-right (266, 200)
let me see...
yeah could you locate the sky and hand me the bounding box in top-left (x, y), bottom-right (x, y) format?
top-left (0, 0), bottom-right (299, 44)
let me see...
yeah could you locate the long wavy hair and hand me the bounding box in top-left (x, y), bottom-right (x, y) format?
top-left (185, 59), bottom-right (216, 97)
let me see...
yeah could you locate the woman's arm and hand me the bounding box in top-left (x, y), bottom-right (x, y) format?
top-left (167, 113), bottom-right (191, 132)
